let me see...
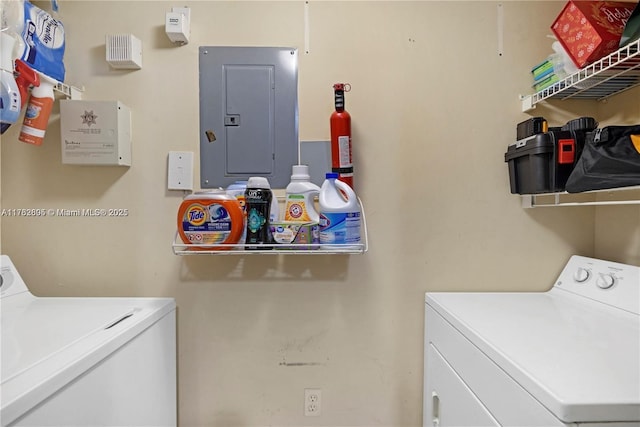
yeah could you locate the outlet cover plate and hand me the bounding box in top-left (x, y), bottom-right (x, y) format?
top-left (168, 151), bottom-right (194, 190)
top-left (304, 388), bottom-right (322, 417)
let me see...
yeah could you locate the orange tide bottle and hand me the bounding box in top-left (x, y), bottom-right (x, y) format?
top-left (177, 189), bottom-right (244, 251)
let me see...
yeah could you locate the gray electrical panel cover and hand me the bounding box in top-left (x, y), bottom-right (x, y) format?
top-left (199, 46), bottom-right (299, 189)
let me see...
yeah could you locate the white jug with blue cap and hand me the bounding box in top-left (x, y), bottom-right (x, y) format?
top-left (318, 172), bottom-right (361, 249)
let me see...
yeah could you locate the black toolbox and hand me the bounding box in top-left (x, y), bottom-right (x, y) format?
top-left (505, 117), bottom-right (597, 195)
top-left (505, 131), bottom-right (578, 194)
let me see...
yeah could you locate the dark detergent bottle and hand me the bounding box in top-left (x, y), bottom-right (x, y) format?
top-left (244, 176), bottom-right (274, 250)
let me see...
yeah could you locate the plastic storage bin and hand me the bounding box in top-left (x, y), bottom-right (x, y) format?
top-left (505, 131), bottom-right (578, 194)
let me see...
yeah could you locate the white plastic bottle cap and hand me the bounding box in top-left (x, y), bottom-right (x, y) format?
top-left (247, 176), bottom-right (271, 189)
top-left (291, 165), bottom-right (311, 180)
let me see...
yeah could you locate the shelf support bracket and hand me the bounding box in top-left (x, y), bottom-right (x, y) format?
top-left (520, 94), bottom-right (534, 112)
top-left (521, 195), bottom-right (534, 208)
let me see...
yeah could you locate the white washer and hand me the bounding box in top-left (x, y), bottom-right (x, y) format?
top-left (0, 255), bottom-right (177, 427)
top-left (423, 255), bottom-right (640, 427)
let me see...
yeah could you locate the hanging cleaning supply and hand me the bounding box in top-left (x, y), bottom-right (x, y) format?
top-left (319, 172), bottom-right (361, 249)
top-left (330, 83), bottom-right (353, 189)
top-left (0, 32), bottom-right (21, 134)
top-left (14, 59), bottom-right (39, 107)
top-left (19, 71), bottom-right (54, 145)
top-left (284, 165), bottom-right (321, 223)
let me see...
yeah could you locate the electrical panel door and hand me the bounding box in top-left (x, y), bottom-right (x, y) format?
top-left (199, 47), bottom-right (298, 189)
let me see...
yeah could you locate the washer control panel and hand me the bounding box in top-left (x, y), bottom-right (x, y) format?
top-left (0, 255), bottom-right (29, 298)
top-left (554, 255), bottom-right (639, 315)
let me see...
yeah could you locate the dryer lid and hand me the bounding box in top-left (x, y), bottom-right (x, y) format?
top-left (426, 291), bottom-right (640, 423)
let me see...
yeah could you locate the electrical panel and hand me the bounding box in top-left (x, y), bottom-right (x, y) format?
top-left (199, 46), bottom-right (298, 189)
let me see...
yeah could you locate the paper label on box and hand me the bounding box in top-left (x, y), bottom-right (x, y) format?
top-left (61, 101), bottom-right (130, 165)
top-left (64, 109), bottom-right (117, 161)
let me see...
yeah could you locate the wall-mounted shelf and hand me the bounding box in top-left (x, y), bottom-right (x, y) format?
top-left (521, 186), bottom-right (640, 208)
top-left (172, 239), bottom-right (367, 255)
top-left (521, 39), bottom-right (640, 112)
top-left (172, 198), bottom-right (369, 255)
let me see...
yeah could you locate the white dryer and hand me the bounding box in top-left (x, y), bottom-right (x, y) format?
top-left (423, 255), bottom-right (640, 427)
top-left (0, 255), bottom-right (177, 427)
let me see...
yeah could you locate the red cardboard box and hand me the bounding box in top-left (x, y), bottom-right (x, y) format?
top-left (551, 1), bottom-right (637, 68)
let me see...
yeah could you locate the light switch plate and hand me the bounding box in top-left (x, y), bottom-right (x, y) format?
top-left (168, 151), bottom-right (193, 190)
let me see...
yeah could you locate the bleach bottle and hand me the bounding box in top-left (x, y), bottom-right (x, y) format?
top-left (319, 172), bottom-right (361, 249)
top-left (284, 165), bottom-right (320, 223)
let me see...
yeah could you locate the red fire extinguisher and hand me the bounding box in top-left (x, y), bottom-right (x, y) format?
top-left (330, 83), bottom-right (353, 189)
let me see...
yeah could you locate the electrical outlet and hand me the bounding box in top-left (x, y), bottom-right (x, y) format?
top-left (304, 388), bottom-right (322, 417)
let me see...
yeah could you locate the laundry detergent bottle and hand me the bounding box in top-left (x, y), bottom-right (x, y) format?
top-left (319, 172), bottom-right (361, 249)
top-left (244, 176), bottom-right (274, 250)
top-left (284, 165), bottom-right (320, 223)
top-left (177, 189), bottom-right (244, 251)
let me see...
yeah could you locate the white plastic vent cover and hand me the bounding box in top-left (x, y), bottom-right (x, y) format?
top-left (106, 34), bottom-right (142, 70)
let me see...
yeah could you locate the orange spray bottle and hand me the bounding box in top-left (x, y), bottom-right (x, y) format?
top-left (19, 72), bottom-right (55, 146)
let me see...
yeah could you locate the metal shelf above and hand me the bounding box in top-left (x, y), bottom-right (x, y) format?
top-left (521, 39), bottom-right (640, 112)
top-left (172, 240), bottom-right (367, 255)
top-left (521, 186), bottom-right (640, 208)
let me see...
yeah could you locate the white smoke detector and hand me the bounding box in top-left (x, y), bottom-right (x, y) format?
top-left (106, 34), bottom-right (142, 70)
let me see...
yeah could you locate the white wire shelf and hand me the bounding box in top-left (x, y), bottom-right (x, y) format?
top-left (521, 38), bottom-right (640, 112)
top-left (172, 197), bottom-right (369, 255)
top-left (172, 239), bottom-right (367, 255)
top-left (521, 186), bottom-right (640, 208)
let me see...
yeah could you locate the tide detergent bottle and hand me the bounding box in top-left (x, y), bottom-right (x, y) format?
top-left (284, 165), bottom-right (320, 223)
top-left (177, 190), bottom-right (244, 251)
top-left (319, 172), bottom-right (361, 249)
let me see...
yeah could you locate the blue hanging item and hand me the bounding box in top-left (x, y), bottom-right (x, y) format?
top-left (19, 1), bottom-right (65, 82)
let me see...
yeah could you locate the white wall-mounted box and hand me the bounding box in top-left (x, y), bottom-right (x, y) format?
top-left (106, 34), bottom-right (143, 69)
top-left (60, 100), bottom-right (131, 166)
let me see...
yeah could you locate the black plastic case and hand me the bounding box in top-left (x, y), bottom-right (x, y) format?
top-left (505, 131), bottom-right (577, 194)
top-left (516, 117), bottom-right (548, 141)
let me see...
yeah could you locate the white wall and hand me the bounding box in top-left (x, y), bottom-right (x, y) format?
top-left (1, 2), bottom-right (637, 426)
